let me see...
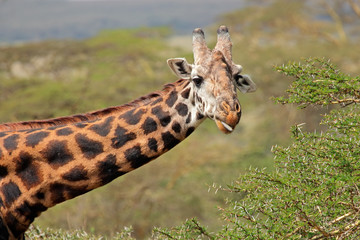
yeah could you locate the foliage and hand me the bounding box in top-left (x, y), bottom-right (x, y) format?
top-left (153, 218), bottom-right (214, 240)
top-left (25, 225), bottom-right (134, 240)
top-left (156, 58), bottom-right (360, 239)
top-left (274, 58), bottom-right (360, 108)
top-left (222, 58), bottom-right (360, 239)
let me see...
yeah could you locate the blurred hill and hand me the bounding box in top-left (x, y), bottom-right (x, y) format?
top-left (0, 0), bottom-right (244, 43)
top-left (1, 0), bottom-right (360, 239)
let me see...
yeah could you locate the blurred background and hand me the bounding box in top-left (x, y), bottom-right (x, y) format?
top-left (0, 0), bottom-right (359, 238)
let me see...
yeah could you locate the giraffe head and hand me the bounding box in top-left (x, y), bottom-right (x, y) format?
top-left (167, 26), bottom-right (256, 134)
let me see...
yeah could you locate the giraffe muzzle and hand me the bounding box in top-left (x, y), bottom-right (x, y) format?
top-left (215, 101), bottom-right (241, 134)
top-left (220, 121), bottom-right (234, 132)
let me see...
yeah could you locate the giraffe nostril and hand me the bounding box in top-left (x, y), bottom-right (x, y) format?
top-left (235, 102), bottom-right (241, 113)
top-left (221, 102), bottom-right (231, 113)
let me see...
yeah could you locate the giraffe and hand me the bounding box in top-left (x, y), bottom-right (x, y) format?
top-left (0, 26), bottom-right (256, 240)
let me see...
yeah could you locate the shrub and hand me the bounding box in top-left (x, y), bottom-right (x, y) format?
top-left (154, 58), bottom-right (360, 239)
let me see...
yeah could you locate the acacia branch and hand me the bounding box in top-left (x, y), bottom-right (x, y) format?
top-left (297, 208), bottom-right (330, 238)
top-left (310, 220), bottom-right (360, 240)
top-left (284, 226), bottom-right (303, 238)
top-left (328, 211), bottom-right (354, 225)
top-left (330, 98), bottom-right (360, 105)
top-left (190, 219), bottom-right (215, 240)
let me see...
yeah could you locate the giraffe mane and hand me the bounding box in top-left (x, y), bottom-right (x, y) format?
top-left (0, 79), bottom-right (186, 132)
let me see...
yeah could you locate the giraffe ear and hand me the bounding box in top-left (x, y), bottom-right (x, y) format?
top-left (235, 74), bottom-right (257, 93)
top-left (167, 58), bottom-right (192, 79)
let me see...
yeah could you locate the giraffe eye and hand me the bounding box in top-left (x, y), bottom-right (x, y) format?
top-left (192, 76), bottom-right (203, 87)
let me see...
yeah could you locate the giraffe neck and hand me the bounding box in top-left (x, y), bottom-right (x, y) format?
top-left (0, 79), bottom-right (205, 239)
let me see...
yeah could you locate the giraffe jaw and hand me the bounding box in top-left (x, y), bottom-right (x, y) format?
top-left (215, 120), bottom-right (233, 134)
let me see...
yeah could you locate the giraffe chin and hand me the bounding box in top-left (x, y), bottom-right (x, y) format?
top-left (215, 120), bottom-right (234, 134)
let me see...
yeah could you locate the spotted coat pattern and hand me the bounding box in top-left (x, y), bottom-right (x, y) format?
top-left (0, 25), bottom-right (256, 240)
top-left (0, 79), bottom-right (204, 239)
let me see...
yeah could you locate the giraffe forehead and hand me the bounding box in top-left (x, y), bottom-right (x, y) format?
top-left (197, 64), bottom-right (233, 90)
top-left (195, 51), bottom-right (232, 78)
top-left (211, 52), bottom-right (232, 74)
top-left (202, 60), bottom-right (236, 97)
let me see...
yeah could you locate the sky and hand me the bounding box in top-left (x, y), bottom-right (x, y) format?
top-left (0, 0), bottom-right (245, 43)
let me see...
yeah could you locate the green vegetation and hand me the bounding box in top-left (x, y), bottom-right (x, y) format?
top-left (1, 0), bottom-right (360, 239)
top-left (154, 58), bottom-right (360, 239)
top-left (26, 225), bottom-right (134, 240)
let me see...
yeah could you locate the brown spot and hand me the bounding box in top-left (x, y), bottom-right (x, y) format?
top-left (162, 131), bottom-right (180, 150)
top-left (1, 181), bottom-right (21, 206)
top-left (148, 138), bottom-right (158, 152)
top-left (186, 127), bottom-right (195, 137)
top-left (62, 166), bottom-right (89, 181)
top-left (50, 183), bottom-right (89, 204)
top-left (0, 165), bottom-right (8, 180)
top-left (151, 106), bottom-right (171, 127)
top-left (34, 191), bottom-right (45, 200)
top-left (89, 116), bottom-right (114, 137)
top-left (111, 125), bottom-right (136, 149)
top-left (15, 201), bottom-right (47, 222)
top-left (124, 145), bottom-right (154, 169)
top-left (97, 154), bottom-right (126, 184)
top-left (49, 183), bottom-right (66, 204)
top-left (25, 131), bottom-right (49, 147)
top-left (75, 134), bottom-right (104, 159)
top-left (150, 97), bottom-right (163, 106)
top-left (3, 134), bottom-right (19, 151)
top-left (56, 127), bottom-right (73, 136)
top-left (186, 112), bottom-right (192, 124)
top-left (175, 103), bottom-right (188, 116)
top-left (141, 117), bottom-right (158, 135)
top-left (181, 88), bottom-right (191, 99)
top-left (172, 122), bottom-right (181, 133)
top-left (165, 90), bottom-right (178, 107)
top-left (41, 140), bottom-right (74, 167)
top-left (120, 109), bottom-right (144, 125)
top-left (16, 152), bottom-right (41, 189)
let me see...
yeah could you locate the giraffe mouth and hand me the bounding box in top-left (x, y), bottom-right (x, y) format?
top-left (214, 110), bottom-right (240, 134)
top-left (221, 121), bottom-right (233, 132)
top-left (215, 120), bottom-right (233, 134)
